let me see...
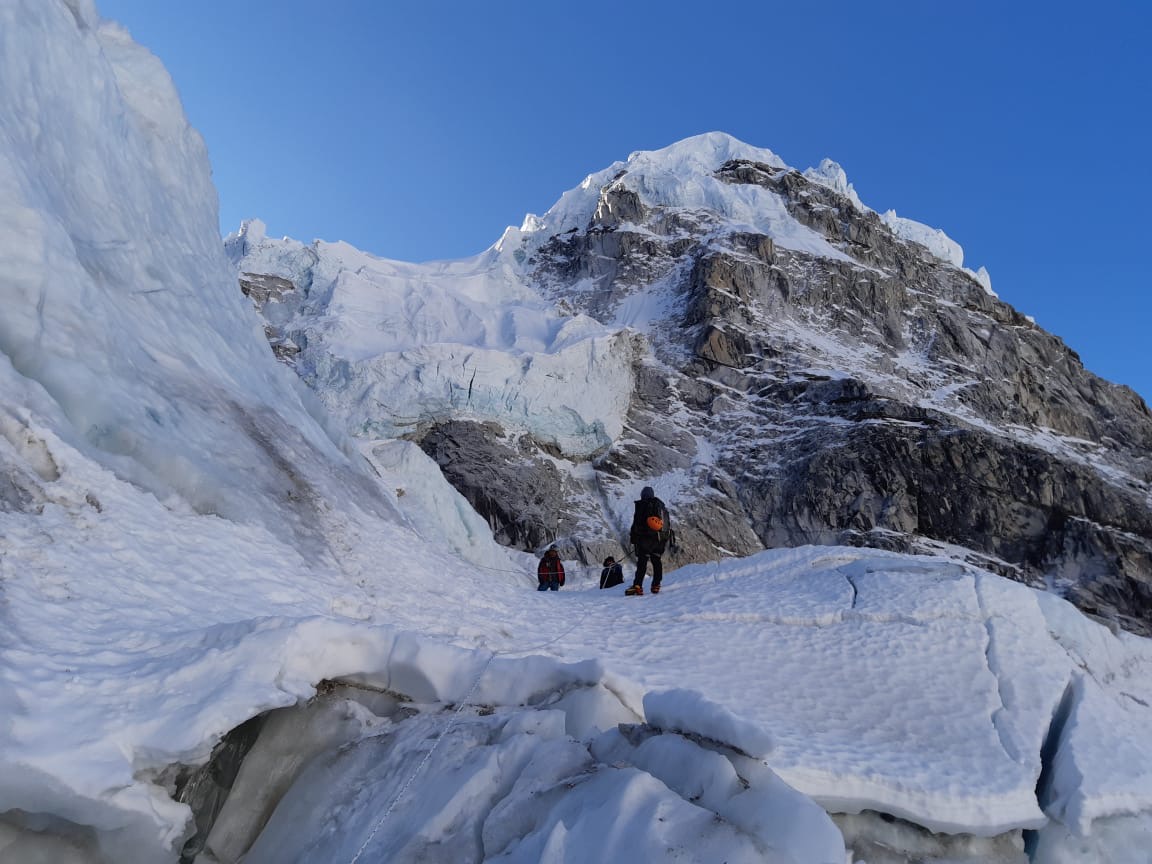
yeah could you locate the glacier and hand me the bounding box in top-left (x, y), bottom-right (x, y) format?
top-left (0, 2), bottom-right (1150, 863)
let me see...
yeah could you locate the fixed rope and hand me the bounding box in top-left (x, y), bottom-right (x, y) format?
top-left (346, 649), bottom-right (497, 864)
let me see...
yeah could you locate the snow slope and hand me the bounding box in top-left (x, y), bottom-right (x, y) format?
top-left (1, 3), bottom-right (1151, 863)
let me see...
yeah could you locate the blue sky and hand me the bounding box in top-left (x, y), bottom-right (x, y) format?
top-left (98, 0), bottom-right (1151, 401)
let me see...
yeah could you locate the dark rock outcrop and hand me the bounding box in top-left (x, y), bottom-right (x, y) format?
top-left (240, 272), bottom-right (302, 361)
top-left (417, 421), bottom-right (568, 550)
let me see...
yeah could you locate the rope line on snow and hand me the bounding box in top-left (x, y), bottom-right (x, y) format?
top-left (345, 569), bottom-right (599, 864)
top-left (467, 560), bottom-right (534, 575)
top-left (346, 649), bottom-right (496, 864)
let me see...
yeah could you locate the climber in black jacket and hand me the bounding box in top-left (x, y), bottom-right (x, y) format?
top-left (626, 486), bottom-right (670, 595)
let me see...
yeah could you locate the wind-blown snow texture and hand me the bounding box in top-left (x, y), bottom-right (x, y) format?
top-left (1, 3), bottom-right (1151, 863)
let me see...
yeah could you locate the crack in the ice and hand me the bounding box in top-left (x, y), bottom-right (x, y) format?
top-left (1035, 676), bottom-right (1079, 812)
top-left (973, 576), bottom-right (1018, 763)
top-left (1025, 675), bottom-right (1080, 860)
top-left (665, 609), bottom-right (963, 629)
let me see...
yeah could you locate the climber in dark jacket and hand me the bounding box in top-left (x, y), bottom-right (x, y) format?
top-left (626, 486), bottom-right (670, 595)
top-left (600, 556), bottom-right (624, 589)
top-left (537, 545), bottom-right (565, 591)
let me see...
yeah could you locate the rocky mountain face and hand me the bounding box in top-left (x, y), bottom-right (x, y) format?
top-left (232, 136), bottom-right (1152, 636)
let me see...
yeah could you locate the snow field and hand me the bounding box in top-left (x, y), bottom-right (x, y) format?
top-left (11, 401), bottom-right (1150, 860)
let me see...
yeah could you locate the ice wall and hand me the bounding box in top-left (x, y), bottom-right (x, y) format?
top-left (0, 0), bottom-right (383, 549)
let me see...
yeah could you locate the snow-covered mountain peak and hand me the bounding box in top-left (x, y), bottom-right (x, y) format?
top-left (506, 131), bottom-right (980, 280)
top-left (517, 131), bottom-right (789, 238)
top-left (618, 130), bottom-right (788, 180)
top-left (803, 157), bottom-right (865, 208)
top-left (231, 216), bottom-right (268, 246)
